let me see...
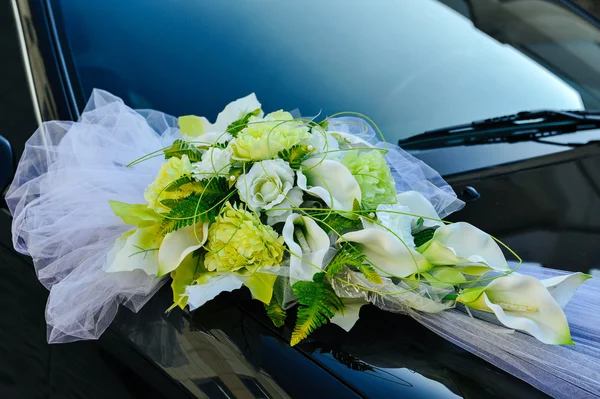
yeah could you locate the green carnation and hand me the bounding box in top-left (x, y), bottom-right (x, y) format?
top-left (341, 150), bottom-right (396, 208)
top-left (230, 111), bottom-right (311, 161)
top-left (204, 203), bottom-right (285, 272)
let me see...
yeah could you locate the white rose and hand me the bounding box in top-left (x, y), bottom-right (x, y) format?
top-left (193, 147), bottom-right (232, 179)
top-left (236, 159), bottom-right (295, 211)
top-left (266, 187), bottom-right (304, 225)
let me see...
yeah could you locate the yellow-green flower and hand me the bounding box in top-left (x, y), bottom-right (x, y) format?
top-left (205, 203), bottom-right (285, 272)
top-left (230, 111), bottom-right (311, 161)
top-left (341, 150), bottom-right (396, 208)
top-left (144, 154), bottom-right (193, 212)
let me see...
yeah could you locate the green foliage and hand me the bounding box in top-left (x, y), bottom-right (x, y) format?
top-left (306, 211), bottom-right (362, 233)
top-left (326, 243), bottom-right (382, 284)
top-left (163, 139), bottom-right (203, 162)
top-left (264, 298), bottom-right (286, 328)
top-left (291, 273), bottom-right (344, 346)
top-left (316, 119), bottom-right (329, 131)
top-left (277, 144), bottom-right (315, 169)
top-left (165, 175), bottom-right (229, 197)
top-left (413, 227), bottom-right (439, 248)
top-left (226, 108), bottom-right (261, 137)
top-left (157, 195), bottom-right (219, 236)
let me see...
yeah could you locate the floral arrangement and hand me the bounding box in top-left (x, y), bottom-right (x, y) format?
top-left (62, 94), bottom-right (589, 346)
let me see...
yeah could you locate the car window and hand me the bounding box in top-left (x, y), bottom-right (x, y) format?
top-left (51, 0), bottom-right (599, 142)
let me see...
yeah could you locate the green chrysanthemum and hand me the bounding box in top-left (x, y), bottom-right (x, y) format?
top-left (205, 203), bottom-right (285, 272)
top-left (341, 150), bottom-right (396, 208)
top-left (230, 111), bottom-right (311, 161)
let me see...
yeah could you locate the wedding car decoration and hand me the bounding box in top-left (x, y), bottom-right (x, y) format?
top-left (7, 91), bottom-right (590, 348)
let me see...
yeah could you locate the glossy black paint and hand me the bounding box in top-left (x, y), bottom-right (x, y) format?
top-left (5, 0), bottom-right (600, 398)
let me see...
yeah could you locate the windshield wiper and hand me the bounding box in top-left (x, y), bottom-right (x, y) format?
top-left (398, 110), bottom-right (600, 150)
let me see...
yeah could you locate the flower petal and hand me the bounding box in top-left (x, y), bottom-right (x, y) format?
top-left (298, 158), bottom-right (361, 211)
top-left (482, 275), bottom-right (573, 345)
top-left (186, 274), bottom-right (245, 310)
top-left (179, 93), bottom-right (262, 137)
top-left (419, 222), bottom-right (509, 271)
top-left (541, 272), bottom-right (591, 308)
top-left (157, 222), bottom-right (209, 277)
top-left (339, 228), bottom-right (431, 277)
top-left (104, 226), bottom-right (160, 275)
top-left (395, 191), bottom-right (442, 228)
top-left (170, 253), bottom-right (205, 310)
top-left (266, 187), bottom-right (304, 225)
top-left (283, 213), bottom-right (330, 284)
top-left (108, 201), bottom-right (162, 227)
top-left (331, 299), bottom-right (368, 332)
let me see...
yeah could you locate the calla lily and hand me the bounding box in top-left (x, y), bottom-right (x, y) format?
top-left (283, 213), bottom-right (331, 284)
top-left (179, 93), bottom-right (262, 138)
top-left (331, 298), bottom-right (368, 332)
top-left (458, 275), bottom-right (574, 345)
top-left (108, 200), bottom-right (162, 227)
top-left (541, 272), bottom-right (591, 307)
top-left (186, 273), bottom-right (245, 310)
top-left (104, 226), bottom-right (161, 275)
top-left (157, 222), bottom-right (209, 277)
top-left (338, 229), bottom-right (431, 278)
top-left (297, 157), bottom-right (361, 212)
top-left (170, 253), bottom-right (205, 310)
top-left (243, 272), bottom-right (278, 304)
top-left (418, 222), bottom-right (509, 271)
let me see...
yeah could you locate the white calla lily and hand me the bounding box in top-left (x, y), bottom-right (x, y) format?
top-left (395, 191), bottom-right (442, 228)
top-left (179, 93), bottom-right (262, 139)
top-left (331, 298), bottom-right (368, 332)
top-left (541, 272), bottom-right (591, 307)
top-left (104, 226), bottom-right (161, 275)
top-left (459, 275), bottom-right (574, 345)
top-left (418, 222), bottom-right (509, 271)
top-left (157, 222), bottom-right (209, 277)
top-left (186, 274), bottom-right (245, 310)
top-left (297, 158), bottom-right (361, 212)
top-left (283, 213), bottom-right (330, 284)
top-left (338, 229), bottom-right (431, 278)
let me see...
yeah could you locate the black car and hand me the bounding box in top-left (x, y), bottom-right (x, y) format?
top-left (2, 0), bottom-right (600, 398)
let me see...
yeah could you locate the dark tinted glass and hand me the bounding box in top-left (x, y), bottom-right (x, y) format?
top-left (52, 0), bottom-right (600, 142)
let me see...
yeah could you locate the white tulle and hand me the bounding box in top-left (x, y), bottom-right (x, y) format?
top-left (6, 90), bottom-right (599, 398)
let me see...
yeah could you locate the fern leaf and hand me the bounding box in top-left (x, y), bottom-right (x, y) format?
top-left (278, 144), bottom-right (315, 169)
top-left (306, 210), bottom-right (362, 233)
top-left (165, 176), bottom-right (229, 198)
top-left (356, 262), bottom-right (383, 284)
top-left (156, 195), bottom-right (218, 236)
top-left (326, 243), bottom-right (367, 277)
top-left (264, 298), bottom-right (286, 328)
top-left (226, 108), bottom-right (261, 137)
top-left (163, 139), bottom-right (203, 162)
top-left (291, 272), bottom-right (344, 346)
top-left (413, 226), bottom-right (439, 248)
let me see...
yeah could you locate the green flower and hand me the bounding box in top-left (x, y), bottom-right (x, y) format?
top-left (144, 155), bottom-right (193, 212)
top-left (341, 150), bottom-right (396, 208)
top-left (204, 203), bottom-right (285, 272)
top-left (230, 111), bottom-right (311, 161)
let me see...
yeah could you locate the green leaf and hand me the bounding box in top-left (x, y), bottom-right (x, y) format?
top-left (277, 144), bottom-right (315, 169)
top-left (305, 210), bottom-right (362, 233)
top-left (226, 108), bottom-right (261, 137)
top-left (244, 272), bottom-right (278, 304)
top-left (326, 243), bottom-right (383, 284)
top-left (413, 226), bottom-right (439, 248)
top-left (157, 195), bottom-right (219, 236)
top-left (291, 272), bottom-right (344, 346)
top-left (109, 200), bottom-right (162, 227)
top-left (165, 175), bottom-right (229, 197)
top-left (163, 139), bottom-right (203, 162)
top-left (169, 252), bottom-right (207, 310)
top-left (264, 297), bottom-right (287, 328)
top-left (317, 119), bottom-right (329, 131)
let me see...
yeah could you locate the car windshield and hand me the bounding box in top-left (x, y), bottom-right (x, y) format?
top-left (51, 0), bottom-right (600, 143)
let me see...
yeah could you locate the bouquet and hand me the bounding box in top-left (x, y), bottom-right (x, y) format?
top-left (7, 90), bottom-right (590, 349)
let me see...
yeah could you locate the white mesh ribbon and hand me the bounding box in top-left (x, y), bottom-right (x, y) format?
top-left (6, 90), bottom-right (182, 342)
top-left (6, 90), bottom-right (600, 398)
